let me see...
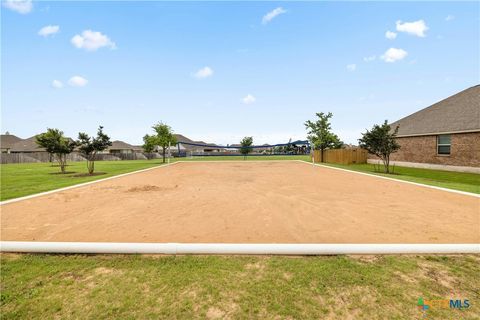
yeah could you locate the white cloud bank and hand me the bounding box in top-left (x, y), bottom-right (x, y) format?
top-left (2, 0), bottom-right (32, 14)
top-left (242, 94), bottom-right (256, 105)
top-left (262, 7), bottom-right (287, 24)
top-left (381, 48), bottom-right (408, 63)
top-left (396, 20), bottom-right (429, 37)
top-left (71, 30), bottom-right (116, 51)
top-left (346, 64), bottom-right (356, 71)
top-left (38, 25), bottom-right (60, 37)
top-left (385, 31), bottom-right (397, 39)
top-left (68, 76), bottom-right (88, 87)
top-left (52, 80), bottom-right (63, 88)
top-left (193, 66), bottom-right (213, 79)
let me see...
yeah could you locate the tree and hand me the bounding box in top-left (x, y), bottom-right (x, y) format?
top-left (76, 126), bottom-right (112, 175)
top-left (35, 128), bottom-right (76, 173)
top-left (144, 122), bottom-right (177, 163)
top-left (304, 112), bottom-right (343, 162)
top-left (358, 120), bottom-right (400, 173)
top-left (240, 136), bottom-right (253, 160)
top-left (142, 134), bottom-right (156, 153)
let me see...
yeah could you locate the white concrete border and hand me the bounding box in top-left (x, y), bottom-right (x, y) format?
top-left (300, 160), bottom-right (480, 198)
top-left (1, 242), bottom-right (478, 255)
top-left (0, 161), bottom-right (181, 205)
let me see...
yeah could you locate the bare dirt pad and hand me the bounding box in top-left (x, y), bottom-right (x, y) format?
top-left (1, 161), bottom-right (479, 243)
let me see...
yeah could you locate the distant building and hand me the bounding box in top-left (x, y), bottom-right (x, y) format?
top-left (374, 85), bottom-right (479, 171)
top-left (106, 140), bottom-right (141, 154)
top-left (0, 133), bottom-right (22, 153)
top-left (9, 136), bottom-right (45, 153)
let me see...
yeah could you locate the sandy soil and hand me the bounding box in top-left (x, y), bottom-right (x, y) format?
top-left (1, 161), bottom-right (479, 243)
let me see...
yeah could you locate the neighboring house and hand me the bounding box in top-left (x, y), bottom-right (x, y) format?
top-left (106, 140), bottom-right (138, 154)
top-left (0, 133), bottom-right (22, 153)
top-left (378, 85), bottom-right (479, 171)
top-left (9, 136), bottom-right (46, 153)
top-left (174, 134), bottom-right (210, 153)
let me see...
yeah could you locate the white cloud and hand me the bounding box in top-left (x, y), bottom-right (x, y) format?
top-left (385, 30), bottom-right (397, 39)
top-left (71, 30), bottom-right (116, 51)
top-left (68, 76), bottom-right (88, 87)
top-left (346, 64), bottom-right (356, 71)
top-left (381, 48), bottom-right (408, 63)
top-left (51, 80), bottom-right (63, 89)
top-left (445, 15), bottom-right (455, 22)
top-left (38, 25), bottom-right (60, 37)
top-left (193, 66), bottom-right (213, 79)
top-left (242, 94), bottom-right (256, 105)
top-left (396, 20), bottom-right (429, 37)
top-left (363, 55), bottom-right (376, 62)
top-left (262, 7), bottom-right (287, 24)
top-left (2, 0), bottom-right (32, 14)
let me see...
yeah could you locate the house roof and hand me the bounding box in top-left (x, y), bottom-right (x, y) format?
top-left (108, 140), bottom-right (135, 150)
top-left (10, 136), bottom-right (45, 152)
top-left (174, 134), bottom-right (195, 144)
top-left (390, 85), bottom-right (480, 137)
top-left (0, 134), bottom-right (22, 149)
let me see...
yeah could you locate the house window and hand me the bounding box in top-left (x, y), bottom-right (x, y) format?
top-left (437, 134), bottom-right (451, 155)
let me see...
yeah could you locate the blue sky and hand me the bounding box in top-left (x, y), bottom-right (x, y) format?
top-left (2, 1), bottom-right (479, 145)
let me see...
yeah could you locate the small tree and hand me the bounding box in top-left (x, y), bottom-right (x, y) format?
top-left (304, 112), bottom-right (343, 162)
top-left (358, 120), bottom-right (400, 173)
top-left (76, 126), bottom-right (112, 174)
top-left (142, 134), bottom-right (156, 153)
top-left (35, 128), bottom-right (76, 173)
top-left (144, 122), bottom-right (177, 163)
top-left (240, 136), bottom-right (253, 160)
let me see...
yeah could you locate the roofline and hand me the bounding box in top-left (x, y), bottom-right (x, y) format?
top-left (396, 129), bottom-right (480, 138)
top-left (390, 84), bottom-right (480, 128)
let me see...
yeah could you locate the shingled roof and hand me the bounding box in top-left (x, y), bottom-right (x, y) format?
top-left (0, 134), bottom-right (22, 149)
top-left (108, 140), bottom-right (136, 151)
top-left (10, 136), bottom-right (45, 152)
top-left (391, 85), bottom-right (480, 137)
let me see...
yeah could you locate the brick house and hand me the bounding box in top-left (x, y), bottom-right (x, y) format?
top-left (370, 85), bottom-right (479, 172)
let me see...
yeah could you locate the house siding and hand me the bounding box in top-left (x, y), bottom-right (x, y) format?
top-left (369, 132), bottom-right (480, 167)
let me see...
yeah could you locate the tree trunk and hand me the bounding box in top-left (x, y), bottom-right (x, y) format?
top-left (56, 154), bottom-right (66, 173)
top-left (320, 148), bottom-right (324, 163)
top-left (86, 153), bottom-right (96, 174)
top-left (382, 155), bottom-right (389, 173)
top-left (162, 147), bottom-right (166, 163)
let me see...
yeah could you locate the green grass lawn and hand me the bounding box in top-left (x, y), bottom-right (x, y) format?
top-left (0, 160), bottom-right (168, 201)
top-left (1, 253), bottom-right (478, 319)
top-left (320, 163), bottom-right (480, 194)
top-left (0, 156), bottom-right (310, 201)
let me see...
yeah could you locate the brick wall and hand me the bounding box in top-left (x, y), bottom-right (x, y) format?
top-left (368, 132), bottom-right (480, 167)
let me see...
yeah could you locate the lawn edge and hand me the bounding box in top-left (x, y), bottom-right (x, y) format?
top-left (299, 160), bottom-right (480, 198)
top-left (0, 161), bottom-right (178, 205)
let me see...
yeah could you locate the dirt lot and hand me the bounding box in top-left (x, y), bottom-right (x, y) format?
top-left (1, 161), bottom-right (478, 243)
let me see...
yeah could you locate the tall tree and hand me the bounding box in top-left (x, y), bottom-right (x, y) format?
top-left (304, 112), bottom-right (343, 162)
top-left (240, 136), bottom-right (253, 160)
top-left (144, 122), bottom-right (177, 163)
top-left (76, 126), bottom-right (112, 174)
top-left (358, 120), bottom-right (400, 173)
top-left (35, 128), bottom-right (76, 173)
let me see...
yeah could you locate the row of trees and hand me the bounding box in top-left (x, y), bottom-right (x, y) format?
top-left (35, 126), bottom-right (112, 174)
top-left (35, 117), bottom-right (399, 174)
top-left (304, 112), bottom-right (400, 173)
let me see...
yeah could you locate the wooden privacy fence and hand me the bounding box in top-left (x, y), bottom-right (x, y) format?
top-left (313, 148), bottom-right (367, 165)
